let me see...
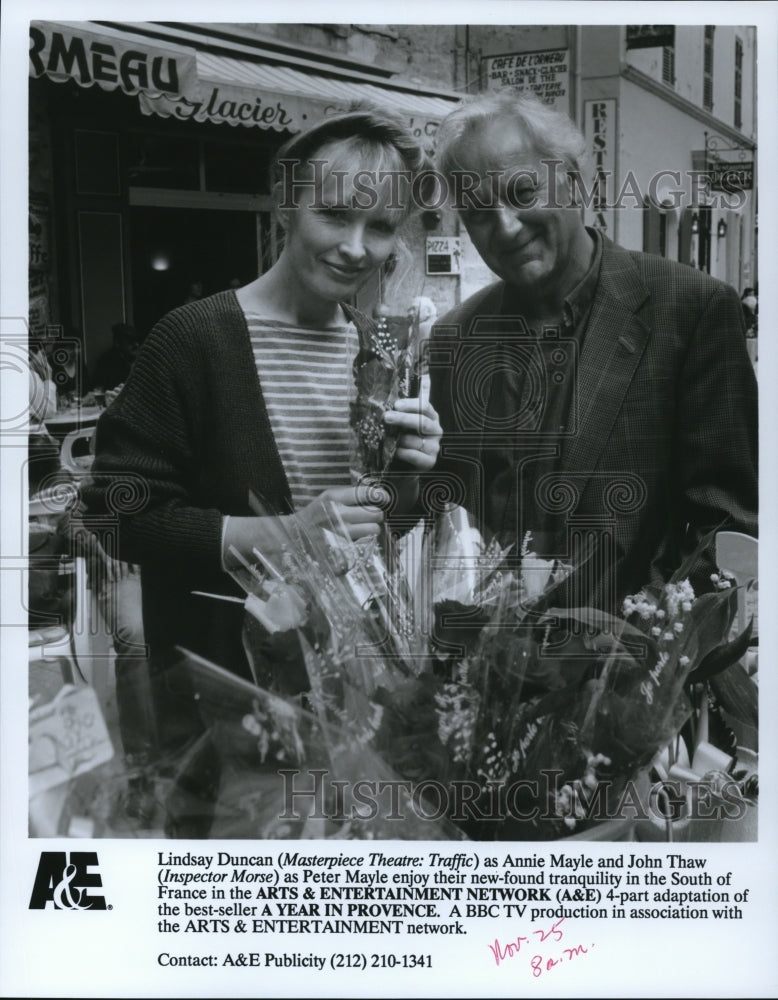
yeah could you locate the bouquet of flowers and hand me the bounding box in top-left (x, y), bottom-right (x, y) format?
top-left (192, 497), bottom-right (757, 841)
top-left (189, 502), bottom-right (466, 839)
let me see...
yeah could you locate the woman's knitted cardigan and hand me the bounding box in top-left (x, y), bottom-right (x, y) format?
top-left (85, 291), bottom-right (298, 682)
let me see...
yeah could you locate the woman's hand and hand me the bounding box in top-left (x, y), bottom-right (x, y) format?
top-left (384, 377), bottom-right (442, 471)
top-left (105, 383), bottom-right (124, 407)
top-left (296, 483), bottom-right (388, 540)
top-left (223, 484), bottom-right (389, 569)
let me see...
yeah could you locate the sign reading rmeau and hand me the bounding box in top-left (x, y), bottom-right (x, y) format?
top-left (29, 852), bottom-right (108, 910)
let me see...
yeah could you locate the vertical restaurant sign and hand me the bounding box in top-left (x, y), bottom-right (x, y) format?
top-left (29, 21), bottom-right (197, 97)
top-left (583, 99), bottom-right (617, 236)
top-left (482, 49), bottom-right (570, 113)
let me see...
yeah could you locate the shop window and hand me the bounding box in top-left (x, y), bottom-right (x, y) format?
top-left (75, 131), bottom-right (120, 196)
top-left (734, 37), bottom-right (743, 130)
top-left (203, 141), bottom-right (273, 195)
top-left (127, 133), bottom-right (200, 190)
top-left (661, 45), bottom-right (675, 86)
top-left (703, 26), bottom-right (715, 111)
top-left (78, 212), bottom-right (125, 367)
top-left (696, 205), bottom-right (712, 272)
top-left (679, 207), bottom-right (713, 271)
top-left (642, 197), bottom-right (668, 257)
top-left (129, 206), bottom-right (265, 335)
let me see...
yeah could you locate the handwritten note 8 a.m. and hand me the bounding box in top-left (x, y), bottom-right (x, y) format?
top-left (489, 917), bottom-right (594, 979)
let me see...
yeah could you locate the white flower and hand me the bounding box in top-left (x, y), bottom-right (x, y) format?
top-left (242, 714), bottom-right (261, 736)
top-left (663, 632), bottom-right (674, 642)
top-left (655, 609), bottom-right (666, 620)
top-left (651, 626), bottom-right (662, 637)
top-left (710, 573), bottom-right (720, 583)
top-left (679, 655), bottom-right (690, 667)
top-left (674, 622), bottom-right (684, 634)
top-left (522, 555), bottom-right (555, 599)
top-left (682, 601), bottom-right (693, 613)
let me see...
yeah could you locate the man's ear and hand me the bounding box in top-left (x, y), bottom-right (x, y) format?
top-left (564, 169), bottom-right (579, 208)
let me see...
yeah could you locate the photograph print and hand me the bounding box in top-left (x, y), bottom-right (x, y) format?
top-left (24, 18), bottom-right (759, 845)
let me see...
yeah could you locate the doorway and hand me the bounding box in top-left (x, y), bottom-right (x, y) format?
top-left (129, 206), bottom-right (262, 337)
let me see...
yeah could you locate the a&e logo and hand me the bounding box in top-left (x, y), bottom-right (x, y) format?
top-left (29, 852), bottom-right (108, 910)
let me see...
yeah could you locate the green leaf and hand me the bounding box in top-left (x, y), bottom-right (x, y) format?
top-left (525, 684), bottom-right (581, 721)
top-left (686, 617), bottom-right (754, 684)
top-left (667, 526), bottom-right (720, 584)
top-left (539, 607), bottom-right (658, 662)
top-left (709, 661), bottom-right (759, 726)
top-left (680, 587), bottom-right (739, 675)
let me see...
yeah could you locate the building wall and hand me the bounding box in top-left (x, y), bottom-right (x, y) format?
top-left (617, 79), bottom-right (708, 255)
top-left (625, 25), bottom-right (757, 139)
top-left (621, 25), bottom-right (756, 287)
top-left (31, 22), bottom-right (759, 339)
top-left (217, 23), bottom-right (460, 89)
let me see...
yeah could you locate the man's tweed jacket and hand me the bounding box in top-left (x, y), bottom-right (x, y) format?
top-left (427, 235), bottom-right (758, 609)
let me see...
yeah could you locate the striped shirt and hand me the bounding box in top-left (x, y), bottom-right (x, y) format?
top-left (246, 316), bottom-right (359, 509)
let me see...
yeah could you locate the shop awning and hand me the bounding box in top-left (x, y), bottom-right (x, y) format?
top-left (30, 20), bottom-right (463, 136)
top-left (139, 51), bottom-right (460, 135)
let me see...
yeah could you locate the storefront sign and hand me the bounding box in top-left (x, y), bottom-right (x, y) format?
top-left (426, 237), bottom-right (461, 275)
top-left (30, 22), bottom-right (452, 137)
top-left (138, 86), bottom-right (301, 131)
top-left (583, 99), bottom-right (617, 236)
top-left (140, 88), bottom-right (443, 137)
top-left (29, 21), bottom-right (197, 96)
top-left (626, 25), bottom-right (675, 50)
top-left (482, 49), bottom-right (569, 112)
top-left (709, 160), bottom-right (754, 192)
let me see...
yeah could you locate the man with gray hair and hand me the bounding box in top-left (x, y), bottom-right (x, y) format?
top-left (427, 91), bottom-right (757, 608)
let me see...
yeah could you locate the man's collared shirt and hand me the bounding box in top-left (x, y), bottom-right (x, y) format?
top-left (479, 229), bottom-right (604, 552)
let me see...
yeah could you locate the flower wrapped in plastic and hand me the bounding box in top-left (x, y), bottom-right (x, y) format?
top-left (349, 308), bottom-right (420, 479)
top-left (166, 648), bottom-right (464, 841)
top-left (526, 536), bottom-right (758, 838)
top-left (191, 500), bottom-right (756, 841)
